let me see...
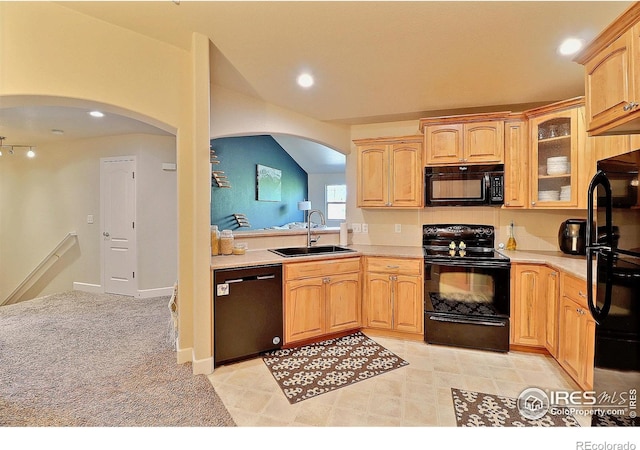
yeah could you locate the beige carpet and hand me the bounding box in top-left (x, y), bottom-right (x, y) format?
top-left (0, 290), bottom-right (235, 427)
top-left (262, 331), bottom-right (409, 404)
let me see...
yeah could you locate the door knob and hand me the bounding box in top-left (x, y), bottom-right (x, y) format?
top-left (103, 231), bottom-right (110, 237)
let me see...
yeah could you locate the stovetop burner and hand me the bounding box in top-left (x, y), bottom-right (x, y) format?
top-left (422, 224), bottom-right (510, 265)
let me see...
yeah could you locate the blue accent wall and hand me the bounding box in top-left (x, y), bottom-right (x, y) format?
top-left (211, 135), bottom-right (308, 230)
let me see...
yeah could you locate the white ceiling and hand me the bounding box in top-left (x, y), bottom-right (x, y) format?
top-left (1, 1), bottom-right (633, 172)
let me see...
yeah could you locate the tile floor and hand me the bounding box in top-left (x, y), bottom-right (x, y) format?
top-left (207, 334), bottom-right (592, 428)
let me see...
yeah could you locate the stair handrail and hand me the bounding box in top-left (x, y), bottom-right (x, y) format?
top-left (2, 231), bottom-right (78, 306)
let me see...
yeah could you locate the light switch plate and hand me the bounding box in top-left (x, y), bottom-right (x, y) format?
top-left (352, 223), bottom-right (362, 233)
top-left (362, 223), bottom-right (368, 233)
top-left (87, 214), bottom-right (94, 224)
top-left (395, 224), bottom-right (401, 233)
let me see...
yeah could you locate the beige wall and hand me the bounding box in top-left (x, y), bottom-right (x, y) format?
top-left (0, 134), bottom-right (178, 302)
top-left (0, 2), bottom-right (208, 371)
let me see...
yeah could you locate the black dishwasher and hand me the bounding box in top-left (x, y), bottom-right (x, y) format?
top-left (213, 264), bottom-right (283, 366)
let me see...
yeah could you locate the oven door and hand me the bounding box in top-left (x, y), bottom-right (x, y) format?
top-left (424, 260), bottom-right (511, 352)
top-left (425, 166), bottom-right (488, 206)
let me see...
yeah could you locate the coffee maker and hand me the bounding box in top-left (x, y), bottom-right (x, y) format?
top-left (558, 219), bottom-right (588, 255)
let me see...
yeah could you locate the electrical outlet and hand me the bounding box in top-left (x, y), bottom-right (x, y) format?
top-left (352, 223), bottom-right (362, 233)
top-left (362, 223), bottom-right (368, 233)
top-left (395, 224), bottom-right (401, 233)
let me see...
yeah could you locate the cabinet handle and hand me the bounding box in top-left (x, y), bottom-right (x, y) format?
top-left (578, 291), bottom-right (587, 298)
top-left (623, 102), bottom-right (639, 111)
top-left (531, 201), bottom-right (536, 206)
top-left (505, 202), bottom-right (510, 206)
top-left (323, 277), bottom-right (330, 284)
top-left (576, 308), bottom-right (585, 315)
top-left (386, 265), bottom-right (400, 269)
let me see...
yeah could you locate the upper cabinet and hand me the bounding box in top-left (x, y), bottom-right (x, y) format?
top-left (574, 3), bottom-right (640, 136)
top-left (354, 136), bottom-right (423, 208)
top-left (419, 113), bottom-right (508, 166)
top-left (503, 114), bottom-right (529, 208)
top-left (525, 98), bottom-right (591, 209)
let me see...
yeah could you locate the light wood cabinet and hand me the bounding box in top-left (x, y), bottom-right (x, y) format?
top-left (363, 257), bottom-right (423, 336)
top-left (284, 257), bottom-right (361, 345)
top-left (525, 99), bottom-right (592, 209)
top-left (420, 113), bottom-right (507, 166)
top-left (503, 114), bottom-right (529, 208)
top-left (354, 136), bottom-right (423, 208)
top-left (574, 4), bottom-right (640, 136)
top-left (557, 272), bottom-right (596, 390)
top-left (591, 134), bottom-right (640, 161)
top-left (510, 264), bottom-right (545, 347)
top-left (543, 266), bottom-right (560, 358)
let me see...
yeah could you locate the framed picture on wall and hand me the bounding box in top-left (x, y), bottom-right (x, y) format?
top-left (257, 164), bottom-right (282, 202)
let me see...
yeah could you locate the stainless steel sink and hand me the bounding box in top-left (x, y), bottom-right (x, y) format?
top-left (268, 245), bottom-right (355, 257)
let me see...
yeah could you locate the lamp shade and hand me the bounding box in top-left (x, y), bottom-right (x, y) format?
top-left (298, 201), bottom-right (311, 211)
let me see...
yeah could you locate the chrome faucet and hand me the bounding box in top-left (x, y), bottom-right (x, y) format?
top-left (307, 209), bottom-right (326, 247)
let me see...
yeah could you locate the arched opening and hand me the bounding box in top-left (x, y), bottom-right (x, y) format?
top-left (0, 95), bottom-right (178, 303)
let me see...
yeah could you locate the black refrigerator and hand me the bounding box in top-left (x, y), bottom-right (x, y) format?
top-left (586, 148), bottom-right (640, 426)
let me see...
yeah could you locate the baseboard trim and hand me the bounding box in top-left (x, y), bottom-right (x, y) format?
top-left (137, 286), bottom-right (174, 298)
top-left (176, 345), bottom-right (192, 365)
top-left (73, 282), bottom-right (102, 293)
top-left (192, 354), bottom-right (214, 375)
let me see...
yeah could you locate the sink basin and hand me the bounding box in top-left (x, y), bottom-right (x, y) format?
top-left (269, 245), bottom-right (355, 257)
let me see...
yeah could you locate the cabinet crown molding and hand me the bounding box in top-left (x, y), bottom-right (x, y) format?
top-left (352, 135), bottom-right (422, 146)
top-left (573, 2), bottom-right (640, 65)
top-left (418, 112), bottom-right (511, 132)
top-left (523, 97), bottom-right (585, 119)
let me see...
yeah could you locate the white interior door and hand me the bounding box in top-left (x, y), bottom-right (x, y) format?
top-left (101, 157), bottom-right (137, 296)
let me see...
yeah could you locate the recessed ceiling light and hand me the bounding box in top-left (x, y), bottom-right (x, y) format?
top-left (89, 111), bottom-right (105, 118)
top-left (297, 73), bottom-right (314, 88)
top-left (558, 38), bottom-right (584, 56)
top-left (51, 129), bottom-right (64, 135)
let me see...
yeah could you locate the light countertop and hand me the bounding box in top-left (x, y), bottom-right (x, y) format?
top-left (212, 245), bottom-right (591, 280)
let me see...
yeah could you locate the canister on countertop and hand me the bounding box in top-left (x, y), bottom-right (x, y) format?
top-left (220, 229), bottom-right (234, 255)
top-left (211, 225), bottom-right (220, 256)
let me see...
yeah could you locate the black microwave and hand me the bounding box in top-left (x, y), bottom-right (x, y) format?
top-left (425, 164), bottom-right (504, 207)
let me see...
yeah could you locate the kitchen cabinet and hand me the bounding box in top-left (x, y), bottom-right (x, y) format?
top-left (354, 136), bottom-right (423, 208)
top-left (525, 99), bottom-right (591, 209)
top-left (510, 264), bottom-right (545, 347)
top-left (542, 266), bottom-right (560, 358)
top-left (503, 114), bottom-right (529, 208)
top-left (557, 272), bottom-right (596, 390)
top-left (574, 4), bottom-right (640, 136)
top-left (284, 257), bottom-right (361, 345)
top-left (510, 264), bottom-right (560, 356)
top-left (419, 113), bottom-right (507, 166)
top-left (363, 257), bottom-right (423, 337)
top-left (592, 134), bottom-right (640, 161)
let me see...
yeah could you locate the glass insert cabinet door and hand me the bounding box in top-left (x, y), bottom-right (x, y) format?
top-left (530, 108), bottom-right (579, 208)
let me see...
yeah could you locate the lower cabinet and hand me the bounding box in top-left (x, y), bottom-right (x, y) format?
top-left (543, 266), bottom-right (560, 358)
top-left (284, 257), bottom-right (361, 345)
top-left (511, 264), bottom-right (545, 347)
top-left (364, 257), bottom-right (424, 336)
top-left (511, 264), bottom-right (593, 390)
top-left (557, 273), bottom-right (596, 390)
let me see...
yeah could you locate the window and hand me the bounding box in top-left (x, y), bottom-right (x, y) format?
top-left (326, 184), bottom-right (346, 220)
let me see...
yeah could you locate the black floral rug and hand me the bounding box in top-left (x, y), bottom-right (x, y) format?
top-left (452, 388), bottom-right (580, 427)
top-left (591, 413), bottom-right (639, 427)
top-left (262, 331), bottom-right (409, 404)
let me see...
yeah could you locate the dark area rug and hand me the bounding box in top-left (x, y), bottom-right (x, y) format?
top-left (452, 388), bottom-right (580, 427)
top-left (262, 331), bottom-right (408, 404)
top-left (0, 291), bottom-right (235, 427)
top-left (591, 413), bottom-right (639, 427)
